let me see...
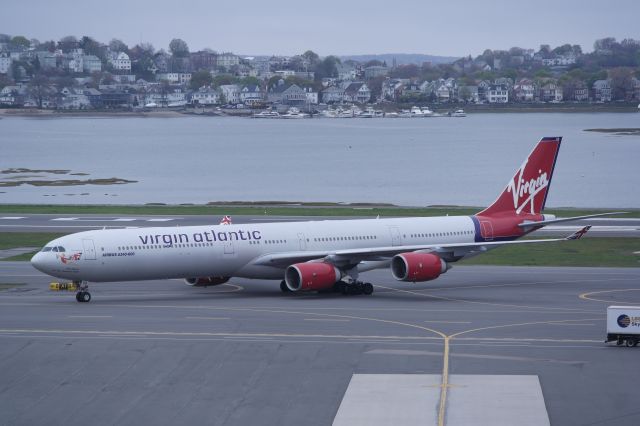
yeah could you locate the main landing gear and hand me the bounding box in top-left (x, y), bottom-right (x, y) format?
top-left (335, 281), bottom-right (374, 296)
top-left (74, 281), bottom-right (91, 303)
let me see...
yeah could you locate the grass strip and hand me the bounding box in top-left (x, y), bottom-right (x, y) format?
top-left (0, 232), bottom-right (66, 250)
top-left (459, 237), bottom-right (640, 267)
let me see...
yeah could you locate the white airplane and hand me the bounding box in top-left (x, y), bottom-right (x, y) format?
top-left (31, 137), bottom-right (617, 302)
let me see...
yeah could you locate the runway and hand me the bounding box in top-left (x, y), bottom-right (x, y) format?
top-left (1, 213), bottom-right (638, 237)
top-left (1, 262), bottom-right (639, 425)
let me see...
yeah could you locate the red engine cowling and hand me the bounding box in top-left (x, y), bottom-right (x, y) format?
top-left (184, 276), bottom-right (230, 287)
top-left (285, 262), bottom-right (340, 292)
top-left (391, 252), bottom-right (448, 282)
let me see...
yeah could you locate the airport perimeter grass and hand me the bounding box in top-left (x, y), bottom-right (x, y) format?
top-left (0, 204), bottom-right (637, 218)
top-left (1, 232), bottom-right (637, 267)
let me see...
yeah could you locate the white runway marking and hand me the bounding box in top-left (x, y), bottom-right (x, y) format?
top-left (111, 218), bottom-right (137, 222)
top-left (0, 217), bottom-right (25, 220)
top-left (146, 218), bottom-right (175, 222)
top-left (51, 217), bottom-right (78, 221)
top-left (333, 374), bottom-right (550, 426)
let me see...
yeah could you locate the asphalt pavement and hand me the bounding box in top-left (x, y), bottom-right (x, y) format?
top-left (1, 262), bottom-right (639, 425)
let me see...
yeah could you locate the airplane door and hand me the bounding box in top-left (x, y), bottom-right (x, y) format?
top-left (388, 226), bottom-right (402, 246)
top-left (480, 221), bottom-right (494, 241)
top-left (223, 239), bottom-right (234, 255)
top-left (82, 239), bottom-right (96, 260)
top-left (298, 233), bottom-right (307, 250)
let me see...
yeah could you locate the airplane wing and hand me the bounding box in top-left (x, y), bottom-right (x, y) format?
top-left (252, 226), bottom-right (592, 268)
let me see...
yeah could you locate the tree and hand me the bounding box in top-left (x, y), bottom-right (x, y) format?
top-left (0, 34), bottom-right (10, 43)
top-left (10, 36), bottom-right (30, 49)
top-left (27, 74), bottom-right (52, 108)
top-left (57, 36), bottom-right (78, 52)
top-left (594, 37), bottom-right (617, 52)
top-left (301, 50), bottom-right (320, 67)
top-left (169, 38), bottom-right (189, 57)
top-left (80, 36), bottom-right (104, 58)
top-left (459, 86), bottom-right (472, 103)
top-left (212, 74), bottom-right (237, 87)
top-left (609, 67), bottom-right (635, 100)
top-left (391, 64), bottom-right (419, 79)
top-left (314, 56), bottom-right (340, 80)
top-left (190, 70), bottom-right (213, 89)
top-left (109, 38), bottom-right (128, 53)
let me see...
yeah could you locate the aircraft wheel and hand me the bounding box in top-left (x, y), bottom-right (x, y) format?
top-left (626, 339), bottom-right (636, 347)
top-left (362, 283), bottom-right (374, 295)
top-left (75, 292), bottom-right (82, 302)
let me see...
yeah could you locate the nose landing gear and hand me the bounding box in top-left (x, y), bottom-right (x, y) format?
top-left (74, 281), bottom-right (91, 302)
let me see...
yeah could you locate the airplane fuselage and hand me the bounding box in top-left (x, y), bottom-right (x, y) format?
top-left (34, 215), bottom-right (480, 282)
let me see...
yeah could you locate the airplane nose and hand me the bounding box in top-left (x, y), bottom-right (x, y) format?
top-left (31, 252), bottom-right (47, 273)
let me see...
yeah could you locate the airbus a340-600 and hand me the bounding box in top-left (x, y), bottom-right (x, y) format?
top-left (31, 137), bottom-right (615, 302)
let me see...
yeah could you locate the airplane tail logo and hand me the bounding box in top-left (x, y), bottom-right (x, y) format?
top-left (478, 137), bottom-right (561, 217)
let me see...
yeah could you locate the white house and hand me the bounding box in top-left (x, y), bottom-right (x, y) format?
top-left (0, 52), bottom-right (13, 74)
top-left (322, 85), bottom-right (346, 103)
top-left (82, 55), bottom-right (102, 73)
top-left (156, 73), bottom-right (192, 85)
top-left (110, 52), bottom-right (131, 72)
top-left (592, 80), bottom-right (612, 102)
top-left (487, 85), bottom-right (509, 103)
top-left (219, 84), bottom-right (241, 104)
top-left (217, 53), bottom-right (239, 69)
top-left (239, 85), bottom-right (264, 106)
top-left (191, 87), bottom-right (219, 105)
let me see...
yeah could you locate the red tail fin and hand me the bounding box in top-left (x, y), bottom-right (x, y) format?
top-left (478, 137), bottom-right (561, 217)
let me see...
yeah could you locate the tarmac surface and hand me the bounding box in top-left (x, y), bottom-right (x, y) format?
top-left (1, 262), bottom-right (639, 425)
top-left (1, 213), bottom-right (639, 237)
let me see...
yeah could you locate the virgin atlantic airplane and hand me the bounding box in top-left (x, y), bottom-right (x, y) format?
top-left (31, 137), bottom-right (614, 302)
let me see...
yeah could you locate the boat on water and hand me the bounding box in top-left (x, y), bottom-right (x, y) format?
top-left (280, 107), bottom-right (309, 119)
top-left (252, 110), bottom-right (280, 118)
top-left (421, 107), bottom-right (434, 116)
top-left (410, 106), bottom-right (425, 117)
top-left (450, 109), bottom-right (466, 117)
top-left (384, 112), bottom-right (399, 118)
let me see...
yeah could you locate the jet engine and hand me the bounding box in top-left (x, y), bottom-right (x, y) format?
top-left (391, 252), bottom-right (448, 282)
top-left (184, 276), bottom-right (230, 287)
top-left (284, 262), bottom-right (341, 292)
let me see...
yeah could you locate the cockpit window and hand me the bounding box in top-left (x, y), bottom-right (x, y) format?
top-left (52, 247), bottom-right (58, 252)
top-left (42, 247), bottom-right (52, 252)
top-left (57, 246), bottom-right (65, 252)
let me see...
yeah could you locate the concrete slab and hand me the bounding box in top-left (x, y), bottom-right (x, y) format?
top-left (447, 375), bottom-right (549, 426)
top-left (333, 374), bottom-right (441, 426)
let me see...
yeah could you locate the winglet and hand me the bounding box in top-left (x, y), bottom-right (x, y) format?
top-left (566, 226), bottom-right (591, 240)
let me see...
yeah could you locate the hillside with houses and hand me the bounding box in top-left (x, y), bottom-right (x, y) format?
top-left (0, 34), bottom-right (639, 111)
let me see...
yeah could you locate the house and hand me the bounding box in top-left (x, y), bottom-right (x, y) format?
top-left (477, 80), bottom-right (491, 102)
top-left (82, 55), bottom-right (102, 73)
top-left (592, 80), bottom-right (612, 102)
top-left (239, 84), bottom-right (264, 106)
top-left (382, 79), bottom-right (405, 101)
top-left (486, 85), bottom-right (509, 103)
top-left (364, 65), bottom-right (388, 79)
top-left (36, 51), bottom-right (58, 69)
top-left (190, 51), bottom-right (217, 71)
top-left (566, 81), bottom-right (589, 101)
top-left (337, 64), bottom-right (356, 81)
top-left (156, 73), bottom-right (192, 85)
top-left (513, 79), bottom-right (535, 102)
top-left (344, 82), bottom-right (371, 103)
top-left (110, 52), bottom-right (131, 72)
top-left (322, 85), bottom-right (346, 103)
top-left (539, 83), bottom-right (563, 102)
top-left (435, 84), bottom-right (451, 102)
top-left (58, 87), bottom-right (91, 109)
top-left (305, 87), bottom-right (318, 105)
top-left (0, 52), bottom-right (13, 74)
top-left (219, 84), bottom-right (241, 104)
top-left (268, 83), bottom-right (307, 106)
top-left (217, 53), bottom-right (240, 69)
top-left (401, 83), bottom-right (423, 98)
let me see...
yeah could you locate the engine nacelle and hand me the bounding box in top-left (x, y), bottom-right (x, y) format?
top-left (391, 252), bottom-right (448, 282)
top-left (285, 262), bottom-right (340, 292)
top-left (184, 276), bottom-right (230, 287)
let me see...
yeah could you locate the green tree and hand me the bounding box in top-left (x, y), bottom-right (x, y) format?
top-left (212, 74), bottom-right (237, 87)
top-left (314, 56), bottom-right (340, 80)
top-left (10, 35), bottom-right (30, 49)
top-left (27, 74), bottom-right (52, 108)
top-left (190, 70), bottom-right (213, 89)
top-left (169, 38), bottom-right (189, 57)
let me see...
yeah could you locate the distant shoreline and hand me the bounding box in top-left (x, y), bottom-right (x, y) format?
top-left (1, 103), bottom-right (638, 118)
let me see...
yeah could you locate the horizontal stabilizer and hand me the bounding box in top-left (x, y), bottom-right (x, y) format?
top-left (518, 212), bottom-right (627, 228)
top-left (565, 226), bottom-right (591, 240)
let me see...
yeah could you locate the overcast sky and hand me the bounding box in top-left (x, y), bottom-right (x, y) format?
top-left (3, 0), bottom-right (639, 57)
